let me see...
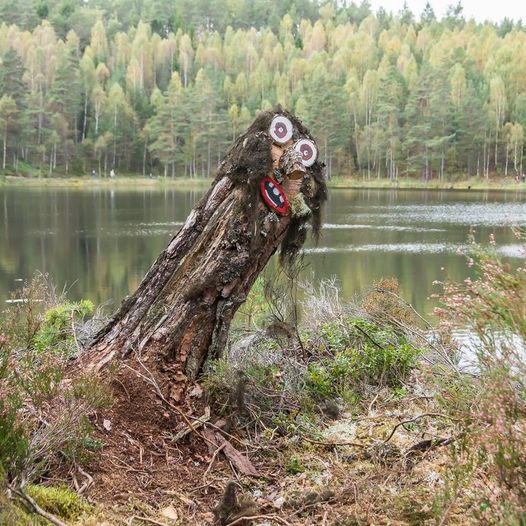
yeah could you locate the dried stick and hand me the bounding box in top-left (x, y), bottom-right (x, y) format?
top-left (203, 443), bottom-right (226, 480)
top-left (302, 436), bottom-right (366, 448)
top-left (128, 516), bottom-right (168, 526)
top-left (73, 463), bottom-right (93, 494)
top-left (383, 412), bottom-right (453, 444)
top-left (226, 514), bottom-right (292, 526)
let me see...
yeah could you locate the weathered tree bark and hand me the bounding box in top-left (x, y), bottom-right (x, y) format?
top-left (83, 110), bottom-right (327, 401)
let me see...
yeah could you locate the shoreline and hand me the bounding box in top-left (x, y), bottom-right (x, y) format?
top-left (2, 174), bottom-right (526, 192)
top-left (0, 175), bottom-right (213, 189)
top-left (327, 176), bottom-right (526, 192)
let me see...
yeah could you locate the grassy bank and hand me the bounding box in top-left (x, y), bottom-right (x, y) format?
top-left (3, 174), bottom-right (526, 192)
top-left (328, 175), bottom-right (526, 191)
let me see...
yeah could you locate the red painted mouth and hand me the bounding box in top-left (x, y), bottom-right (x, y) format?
top-left (260, 177), bottom-right (289, 215)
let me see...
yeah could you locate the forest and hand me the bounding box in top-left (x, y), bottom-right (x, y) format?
top-left (0, 0), bottom-right (525, 180)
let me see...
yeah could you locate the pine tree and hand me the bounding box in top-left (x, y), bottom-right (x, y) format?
top-left (376, 65), bottom-right (406, 179)
top-left (147, 73), bottom-right (184, 176)
top-left (49, 45), bottom-right (81, 145)
top-left (0, 48), bottom-right (26, 109)
top-left (0, 96), bottom-right (18, 170)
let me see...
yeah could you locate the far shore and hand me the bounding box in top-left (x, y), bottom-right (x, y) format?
top-left (1, 174), bottom-right (526, 192)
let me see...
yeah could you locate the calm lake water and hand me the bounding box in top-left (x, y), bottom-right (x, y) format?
top-left (1, 185), bottom-right (525, 317)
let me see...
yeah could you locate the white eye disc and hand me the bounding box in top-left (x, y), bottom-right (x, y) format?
top-left (294, 139), bottom-right (317, 167)
top-left (269, 115), bottom-right (293, 144)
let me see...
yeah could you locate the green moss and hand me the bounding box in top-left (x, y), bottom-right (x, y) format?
top-left (0, 500), bottom-right (48, 526)
top-left (26, 484), bottom-right (93, 521)
top-left (285, 456), bottom-right (306, 475)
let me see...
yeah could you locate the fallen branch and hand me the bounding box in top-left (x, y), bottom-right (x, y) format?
top-left (203, 443), bottom-right (226, 480)
top-left (204, 430), bottom-right (260, 477)
top-left (302, 436), bottom-right (366, 448)
top-left (128, 516), bottom-right (168, 526)
top-left (217, 434), bottom-right (260, 477)
top-left (405, 436), bottom-right (454, 454)
top-left (226, 514), bottom-right (292, 526)
top-left (73, 463), bottom-right (93, 494)
top-left (172, 407), bottom-right (211, 443)
top-left (383, 413), bottom-right (453, 444)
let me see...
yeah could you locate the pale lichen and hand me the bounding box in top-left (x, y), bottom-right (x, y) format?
top-left (289, 193), bottom-right (311, 219)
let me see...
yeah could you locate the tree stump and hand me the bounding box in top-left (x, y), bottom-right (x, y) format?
top-left (82, 109), bottom-right (327, 402)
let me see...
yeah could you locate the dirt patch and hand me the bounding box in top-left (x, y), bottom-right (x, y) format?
top-left (77, 363), bottom-right (462, 526)
top-left (86, 362), bottom-right (212, 504)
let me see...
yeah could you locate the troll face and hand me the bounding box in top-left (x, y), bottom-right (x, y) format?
top-left (262, 114), bottom-right (320, 215)
top-left (217, 108), bottom-right (327, 263)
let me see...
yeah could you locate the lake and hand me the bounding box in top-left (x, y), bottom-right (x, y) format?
top-left (1, 185), bottom-right (525, 317)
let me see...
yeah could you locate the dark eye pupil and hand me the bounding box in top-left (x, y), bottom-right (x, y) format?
top-left (275, 123), bottom-right (286, 137)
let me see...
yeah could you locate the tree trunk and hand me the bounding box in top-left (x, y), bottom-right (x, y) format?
top-left (82, 92), bottom-right (88, 140)
top-left (143, 138), bottom-right (147, 177)
top-left (112, 107), bottom-right (117, 168)
top-left (86, 177), bottom-right (284, 393)
top-left (82, 110), bottom-right (327, 403)
top-left (3, 131), bottom-right (6, 170)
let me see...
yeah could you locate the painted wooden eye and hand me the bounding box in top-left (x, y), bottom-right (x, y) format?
top-left (269, 115), bottom-right (293, 144)
top-left (294, 139), bottom-right (317, 167)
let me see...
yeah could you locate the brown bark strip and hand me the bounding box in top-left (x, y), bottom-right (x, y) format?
top-left (203, 429), bottom-right (260, 478)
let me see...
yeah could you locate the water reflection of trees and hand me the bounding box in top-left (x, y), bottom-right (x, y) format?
top-left (0, 188), bottom-right (524, 316)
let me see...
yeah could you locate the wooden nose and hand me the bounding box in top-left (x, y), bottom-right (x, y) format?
top-left (280, 148), bottom-right (306, 180)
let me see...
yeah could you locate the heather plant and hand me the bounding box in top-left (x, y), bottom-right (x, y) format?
top-left (434, 232), bottom-right (526, 524)
top-left (0, 334), bottom-right (29, 481)
top-left (205, 276), bottom-right (424, 431)
top-left (0, 275), bottom-right (111, 513)
top-left (1, 274), bottom-right (56, 350)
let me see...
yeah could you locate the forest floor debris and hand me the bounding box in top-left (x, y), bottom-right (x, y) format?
top-left (2, 233), bottom-right (526, 525)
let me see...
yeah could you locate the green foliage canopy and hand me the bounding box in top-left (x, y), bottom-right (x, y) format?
top-left (0, 0), bottom-right (525, 179)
